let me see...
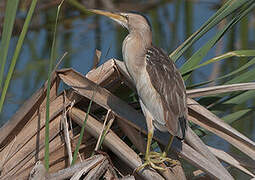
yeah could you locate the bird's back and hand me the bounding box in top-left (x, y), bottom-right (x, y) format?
top-left (138, 46), bottom-right (188, 139)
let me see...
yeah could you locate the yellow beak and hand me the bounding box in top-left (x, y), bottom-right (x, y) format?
top-left (89, 9), bottom-right (128, 28)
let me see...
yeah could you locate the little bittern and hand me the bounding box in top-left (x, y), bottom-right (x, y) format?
top-left (90, 9), bottom-right (188, 171)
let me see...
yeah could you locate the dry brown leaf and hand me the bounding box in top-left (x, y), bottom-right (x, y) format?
top-left (185, 126), bottom-right (232, 178)
top-left (48, 155), bottom-right (106, 180)
top-left (1, 115), bottom-right (62, 179)
top-left (57, 68), bottom-right (233, 179)
top-left (92, 49), bottom-right (102, 70)
top-left (120, 176), bottom-right (135, 180)
top-left (86, 60), bottom-right (147, 154)
top-left (69, 107), bottom-right (165, 180)
top-left (61, 114), bottom-right (73, 165)
top-left (187, 82), bottom-right (255, 98)
top-left (188, 98), bottom-right (255, 160)
top-left (71, 159), bottom-right (109, 180)
top-left (207, 146), bottom-right (255, 178)
top-left (82, 158), bottom-right (109, 180)
top-left (0, 72), bottom-right (59, 148)
top-left (86, 59), bottom-right (120, 89)
top-left (114, 60), bottom-right (235, 178)
top-left (29, 161), bottom-right (46, 180)
top-left (0, 94), bottom-right (69, 174)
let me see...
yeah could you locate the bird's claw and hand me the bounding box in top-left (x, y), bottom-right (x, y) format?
top-left (136, 152), bottom-right (180, 172)
top-left (150, 152), bottom-right (180, 165)
top-left (136, 154), bottom-right (165, 172)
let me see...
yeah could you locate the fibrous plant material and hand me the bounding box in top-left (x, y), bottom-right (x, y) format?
top-left (94, 109), bottom-right (115, 152)
top-left (28, 161), bottom-right (46, 180)
top-left (0, 58), bottom-right (255, 179)
top-left (0, 71), bottom-right (59, 149)
top-left (61, 106), bottom-right (73, 165)
top-left (48, 154), bottom-right (106, 179)
top-left (57, 66), bottom-right (231, 179)
top-left (188, 98), bottom-right (255, 160)
top-left (69, 107), bottom-right (165, 180)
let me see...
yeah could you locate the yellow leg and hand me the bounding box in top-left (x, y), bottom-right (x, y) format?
top-left (162, 135), bottom-right (174, 157)
top-left (145, 130), bottom-right (153, 160)
top-left (150, 135), bottom-right (179, 165)
top-left (137, 100), bottom-right (178, 172)
top-left (136, 131), bottom-right (166, 172)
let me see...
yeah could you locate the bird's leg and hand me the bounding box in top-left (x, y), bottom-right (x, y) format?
top-left (136, 131), bottom-right (179, 172)
top-left (136, 100), bottom-right (180, 172)
top-left (145, 130), bottom-right (153, 160)
top-left (136, 130), bottom-right (161, 172)
top-left (136, 100), bottom-right (166, 171)
top-left (163, 134), bottom-right (174, 156)
top-left (149, 135), bottom-right (179, 166)
top-left (162, 135), bottom-right (179, 165)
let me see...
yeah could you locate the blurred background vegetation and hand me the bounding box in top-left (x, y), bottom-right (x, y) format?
top-left (0, 0), bottom-right (255, 178)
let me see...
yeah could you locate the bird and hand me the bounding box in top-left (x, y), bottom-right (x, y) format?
top-left (90, 9), bottom-right (188, 171)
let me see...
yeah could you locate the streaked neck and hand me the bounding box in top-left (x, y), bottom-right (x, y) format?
top-left (122, 29), bottom-right (152, 84)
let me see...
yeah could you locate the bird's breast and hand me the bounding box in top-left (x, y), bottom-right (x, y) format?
top-left (136, 69), bottom-right (167, 130)
top-left (122, 35), bottom-right (146, 84)
top-left (122, 33), bottom-right (167, 130)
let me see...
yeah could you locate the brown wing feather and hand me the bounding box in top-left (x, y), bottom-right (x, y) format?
top-left (146, 46), bottom-right (187, 139)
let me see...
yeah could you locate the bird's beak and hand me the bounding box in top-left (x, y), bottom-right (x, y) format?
top-left (89, 9), bottom-right (128, 29)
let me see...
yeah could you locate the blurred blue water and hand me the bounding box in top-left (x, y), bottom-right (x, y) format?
top-left (1, 1), bottom-right (254, 178)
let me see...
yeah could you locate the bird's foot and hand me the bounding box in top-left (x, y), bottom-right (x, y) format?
top-left (150, 151), bottom-right (180, 165)
top-left (136, 152), bottom-right (179, 172)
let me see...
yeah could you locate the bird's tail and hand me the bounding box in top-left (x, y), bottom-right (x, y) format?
top-left (177, 116), bottom-right (187, 140)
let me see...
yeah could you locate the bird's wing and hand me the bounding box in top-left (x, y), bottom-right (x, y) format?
top-left (145, 46), bottom-right (187, 139)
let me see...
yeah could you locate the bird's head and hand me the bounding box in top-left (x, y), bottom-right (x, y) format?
top-left (89, 9), bottom-right (151, 33)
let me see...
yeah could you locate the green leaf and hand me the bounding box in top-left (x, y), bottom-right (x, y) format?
top-left (197, 96), bottom-right (222, 106)
top-left (170, 0), bottom-right (250, 62)
top-left (225, 68), bottom-right (255, 85)
top-left (180, 1), bottom-right (255, 81)
top-left (71, 98), bottom-right (93, 165)
top-left (222, 109), bottom-right (251, 124)
top-left (0, 0), bottom-right (38, 113)
top-left (193, 108), bottom-right (251, 137)
top-left (66, 0), bottom-right (90, 15)
top-left (182, 50), bottom-right (255, 75)
top-left (45, 0), bottom-right (64, 171)
top-left (0, 0), bottom-right (19, 89)
top-left (223, 90), bottom-right (255, 105)
top-left (187, 56), bottom-right (255, 89)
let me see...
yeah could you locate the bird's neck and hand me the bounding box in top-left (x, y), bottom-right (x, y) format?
top-left (131, 29), bottom-right (152, 47)
top-left (122, 30), bottom-right (152, 84)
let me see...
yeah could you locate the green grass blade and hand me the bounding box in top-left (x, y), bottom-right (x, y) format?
top-left (240, 16), bottom-right (249, 65)
top-left (170, 0), bottom-right (249, 62)
top-left (170, 0), bottom-right (231, 60)
top-left (45, 0), bottom-right (64, 171)
top-left (222, 109), bottom-right (251, 124)
top-left (71, 46), bottom-right (112, 165)
top-left (225, 68), bottom-right (255, 85)
top-left (184, 0), bottom-right (193, 58)
top-left (187, 56), bottom-right (255, 89)
top-left (187, 80), bottom-right (214, 89)
top-left (219, 57), bottom-right (255, 82)
top-left (180, 2), bottom-right (255, 81)
top-left (95, 116), bottom-right (114, 155)
top-left (66, 0), bottom-right (90, 15)
top-left (182, 50), bottom-right (255, 75)
top-left (218, 90), bottom-right (255, 108)
top-left (0, 0), bottom-right (19, 89)
top-left (194, 58), bottom-right (255, 110)
top-left (0, 0), bottom-right (38, 113)
top-left (193, 108), bottom-right (250, 137)
top-left (71, 98), bottom-right (93, 165)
